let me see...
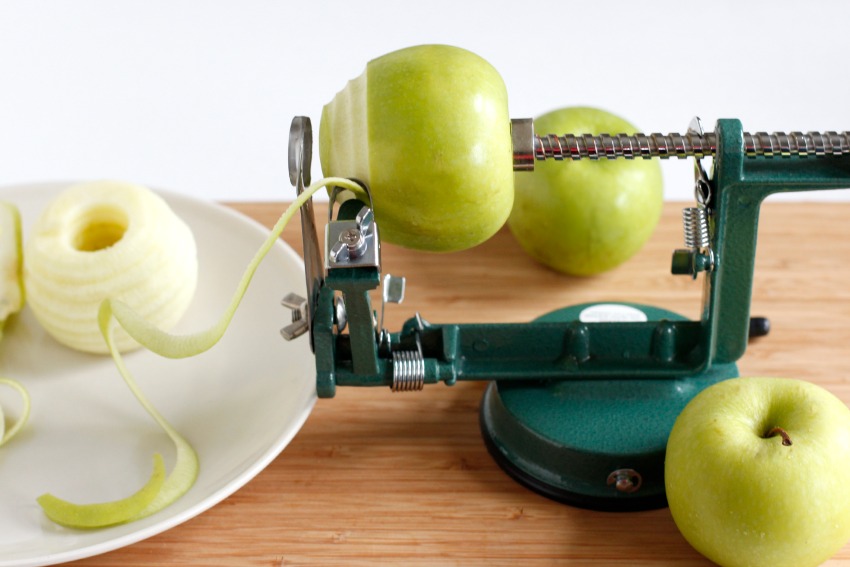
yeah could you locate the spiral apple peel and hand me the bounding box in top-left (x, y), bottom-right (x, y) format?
top-left (0, 378), bottom-right (30, 448)
top-left (33, 177), bottom-right (360, 528)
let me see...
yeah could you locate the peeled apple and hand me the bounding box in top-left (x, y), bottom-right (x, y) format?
top-left (0, 201), bottom-right (24, 337)
top-left (0, 202), bottom-right (29, 447)
top-left (320, 44), bottom-right (514, 252)
top-left (24, 180), bottom-right (198, 353)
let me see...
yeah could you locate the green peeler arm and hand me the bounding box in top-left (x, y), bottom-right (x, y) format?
top-left (706, 119), bottom-right (850, 365)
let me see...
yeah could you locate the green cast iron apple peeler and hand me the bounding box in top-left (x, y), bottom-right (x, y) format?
top-left (282, 114), bottom-right (850, 512)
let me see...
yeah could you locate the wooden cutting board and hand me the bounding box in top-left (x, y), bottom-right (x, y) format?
top-left (66, 200), bottom-right (850, 566)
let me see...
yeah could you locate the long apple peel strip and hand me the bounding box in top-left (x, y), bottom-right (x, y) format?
top-left (37, 177), bottom-right (362, 528)
top-left (38, 455), bottom-right (166, 528)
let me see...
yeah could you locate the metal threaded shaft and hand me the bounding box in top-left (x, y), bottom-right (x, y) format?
top-left (533, 131), bottom-right (850, 161)
top-left (742, 131), bottom-right (850, 157)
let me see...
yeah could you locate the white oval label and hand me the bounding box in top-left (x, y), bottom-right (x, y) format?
top-left (578, 304), bottom-right (648, 323)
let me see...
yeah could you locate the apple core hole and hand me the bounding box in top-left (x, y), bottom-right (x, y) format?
top-left (72, 206), bottom-right (129, 252)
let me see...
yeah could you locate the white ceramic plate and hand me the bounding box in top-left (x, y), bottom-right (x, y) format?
top-left (0, 183), bottom-right (316, 566)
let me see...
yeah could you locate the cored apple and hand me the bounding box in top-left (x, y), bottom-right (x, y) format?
top-left (0, 201), bottom-right (23, 337)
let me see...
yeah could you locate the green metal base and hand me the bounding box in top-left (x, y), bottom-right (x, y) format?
top-left (479, 303), bottom-right (738, 512)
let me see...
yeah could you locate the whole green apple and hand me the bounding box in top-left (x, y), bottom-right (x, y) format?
top-left (319, 44), bottom-right (514, 252)
top-left (665, 377), bottom-right (850, 567)
top-left (508, 107), bottom-right (663, 276)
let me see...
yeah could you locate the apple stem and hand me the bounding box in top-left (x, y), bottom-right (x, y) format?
top-left (766, 426), bottom-right (793, 446)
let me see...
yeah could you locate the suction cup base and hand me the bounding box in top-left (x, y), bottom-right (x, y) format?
top-left (479, 302), bottom-right (738, 512)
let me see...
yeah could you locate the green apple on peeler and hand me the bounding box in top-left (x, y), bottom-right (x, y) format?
top-left (665, 377), bottom-right (850, 567)
top-left (319, 44), bottom-right (514, 252)
top-left (508, 106), bottom-right (664, 276)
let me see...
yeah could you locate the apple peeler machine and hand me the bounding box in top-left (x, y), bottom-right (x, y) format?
top-left (281, 115), bottom-right (850, 512)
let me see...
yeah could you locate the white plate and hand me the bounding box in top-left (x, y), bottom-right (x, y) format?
top-left (0, 182), bottom-right (316, 566)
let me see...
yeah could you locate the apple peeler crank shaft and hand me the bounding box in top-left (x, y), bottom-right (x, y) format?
top-left (510, 117), bottom-right (850, 170)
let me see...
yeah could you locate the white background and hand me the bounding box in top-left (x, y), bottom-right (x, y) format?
top-left (1, 0), bottom-right (849, 202)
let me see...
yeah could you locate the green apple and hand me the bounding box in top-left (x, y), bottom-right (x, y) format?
top-left (319, 44), bottom-right (514, 252)
top-left (0, 201), bottom-right (24, 338)
top-left (508, 106), bottom-right (663, 276)
top-left (665, 377), bottom-right (850, 567)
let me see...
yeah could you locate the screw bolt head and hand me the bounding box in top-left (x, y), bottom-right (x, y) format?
top-left (330, 227), bottom-right (367, 263)
top-left (341, 228), bottom-right (364, 249)
top-left (607, 468), bottom-right (642, 493)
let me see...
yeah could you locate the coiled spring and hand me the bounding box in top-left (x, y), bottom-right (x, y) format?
top-left (391, 350), bottom-right (425, 392)
top-left (682, 207), bottom-right (710, 249)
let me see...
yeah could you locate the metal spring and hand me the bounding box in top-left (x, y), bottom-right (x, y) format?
top-left (391, 350), bottom-right (425, 392)
top-left (682, 207), bottom-right (710, 249)
top-left (534, 131), bottom-right (850, 160)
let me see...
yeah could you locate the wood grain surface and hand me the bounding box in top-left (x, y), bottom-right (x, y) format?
top-left (63, 200), bottom-right (850, 566)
